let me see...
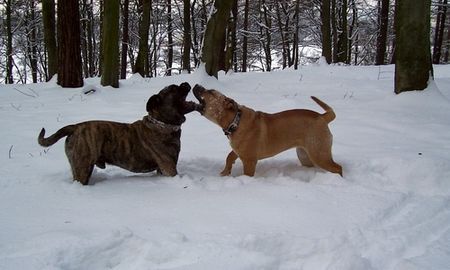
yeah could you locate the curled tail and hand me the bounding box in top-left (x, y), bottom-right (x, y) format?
top-left (311, 96), bottom-right (336, 123)
top-left (38, 125), bottom-right (76, 147)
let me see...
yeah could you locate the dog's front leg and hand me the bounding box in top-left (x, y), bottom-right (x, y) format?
top-left (242, 158), bottom-right (257, 177)
top-left (158, 164), bottom-right (177, 176)
top-left (220, 151), bottom-right (238, 176)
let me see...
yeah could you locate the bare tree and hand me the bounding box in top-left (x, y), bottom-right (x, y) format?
top-left (395, 0), bottom-right (432, 93)
top-left (57, 0), bottom-right (83, 87)
top-left (320, 0), bottom-right (332, 64)
top-left (201, 0), bottom-right (234, 77)
top-left (432, 0), bottom-right (447, 64)
top-left (167, 0), bottom-right (173, 76)
top-left (42, 0), bottom-right (57, 80)
top-left (120, 0), bottom-right (130, 79)
top-left (101, 0), bottom-right (120, 87)
top-left (375, 0), bottom-right (389, 65)
top-left (182, 0), bottom-right (191, 72)
top-left (134, 0), bottom-right (151, 77)
top-left (5, 0), bottom-right (14, 84)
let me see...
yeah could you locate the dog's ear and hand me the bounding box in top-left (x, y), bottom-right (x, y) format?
top-left (146, 95), bottom-right (161, 112)
top-left (225, 98), bottom-right (235, 110)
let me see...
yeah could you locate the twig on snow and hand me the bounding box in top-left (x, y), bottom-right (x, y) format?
top-left (9, 145), bottom-right (13, 159)
top-left (13, 87), bottom-right (38, 98)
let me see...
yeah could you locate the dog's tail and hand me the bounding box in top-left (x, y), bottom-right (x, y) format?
top-left (311, 96), bottom-right (336, 123)
top-left (38, 125), bottom-right (76, 147)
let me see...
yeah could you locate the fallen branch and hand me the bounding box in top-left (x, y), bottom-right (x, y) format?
top-left (9, 145), bottom-right (13, 159)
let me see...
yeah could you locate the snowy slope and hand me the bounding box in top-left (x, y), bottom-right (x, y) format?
top-left (0, 64), bottom-right (449, 270)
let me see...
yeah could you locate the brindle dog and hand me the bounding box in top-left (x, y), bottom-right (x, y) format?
top-left (38, 82), bottom-right (196, 185)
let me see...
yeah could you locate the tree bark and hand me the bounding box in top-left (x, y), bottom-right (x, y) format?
top-left (293, 0), bottom-right (300, 69)
top-left (167, 0), bottom-right (173, 76)
top-left (262, 0), bottom-right (272, 71)
top-left (432, 0), bottom-right (447, 64)
top-left (242, 0), bottom-right (249, 72)
top-left (348, 0), bottom-right (358, 65)
top-left (134, 0), bottom-right (152, 77)
top-left (375, 0), bottom-right (390, 65)
top-left (182, 0), bottom-right (191, 72)
top-left (331, 0), bottom-right (338, 63)
top-left (27, 0), bottom-right (38, 83)
top-left (121, 0), bottom-right (130, 79)
top-left (57, 0), bottom-right (83, 87)
top-left (5, 0), bottom-right (13, 84)
top-left (224, 0), bottom-right (238, 72)
top-left (394, 0), bottom-right (432, 93)
top-left (201, 0), bottom-right (234, 78)
top-left (321, 0), bottom-right (332, 64)
top-left (42, 0), bottom-right (58, 81)
top-left (336, 0), bottom-right (348, 63)
top-left (101, 0), bottom-right (120, 87)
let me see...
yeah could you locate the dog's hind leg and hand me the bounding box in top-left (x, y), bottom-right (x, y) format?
top-left (296, 147), bottom-right (314, 167)
top-left (220, 151), bottom-right (238, 176)
top-left (242, 158), bottom-right (257, 177)
top-left (73, 164), bottom-right (94, 185)
top-left (65, 140), bottom-right (95, 185)
top-left (307, 144), bottom-right (342, 177)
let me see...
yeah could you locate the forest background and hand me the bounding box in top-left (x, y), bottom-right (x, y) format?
top-left (0, 0), bottom-right (447, 91)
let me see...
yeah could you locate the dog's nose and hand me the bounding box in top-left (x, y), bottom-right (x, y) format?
top-left (180, 82), bottom-right (191, 91)
top-left (193, 84), bottom-right (205, 93)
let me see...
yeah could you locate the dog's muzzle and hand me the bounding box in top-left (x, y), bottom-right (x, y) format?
top-left (193, 84), bottom-right (206, 114)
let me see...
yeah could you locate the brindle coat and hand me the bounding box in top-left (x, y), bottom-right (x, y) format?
top-left (38, 82), bottom-right (196, 185)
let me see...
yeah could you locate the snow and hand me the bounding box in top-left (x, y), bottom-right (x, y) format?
top-left (1, 64), bottom-right (450, 270)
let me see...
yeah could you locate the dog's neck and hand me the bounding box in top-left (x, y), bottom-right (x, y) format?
top-left (144, 115), bottom-right (181, 132)
top-left (223, 104), bottom-right (242, 136)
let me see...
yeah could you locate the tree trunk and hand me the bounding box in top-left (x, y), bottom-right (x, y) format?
top-left (347, 0), bottom-right (358, 65)
top-left (87, 0), bottom-right (96, 77)
top-left (201, 0), bottom-right (234, 78)
top-left (42, 0), bottom-right (58, 81)
top-left (101, 0), bottom-right (120, 88)
top-left (275, 2), bottom-right (287, 69)
top-left (134, 0), bottom-right (152, 77)
top-left (182, 0), bottom-right (191, 72)
top-left (27, 0), bottom-right (38, 83)
top-left (81, 0), bottom-right (90, 77)
top-left (394, 0), bottom-right (432, 93)
top-left (321, 0), bottom-right (332, 64)
top-left (224, 0), bottom-right (237, 72)
top-left (293, 0), bottom-right (300, 69)
top-left (432, 0), bottom-right (447, 64)
top-left (336, 0), bottom-right (348, 63)
top-left (375, 0), bottom-right (390, 65)
top-left (191, 0), bottom-right (200, 67)
top-left (121, 0), bottom-right (130, 79)
top-left (98, 1), bottom-right (104, 75)
top-left (57, 0), bottom-right (83, 87)
top-left (331, 0), bottom-right (338, 63)
top-left (242, 0), bottom-right (249, 72)
top-left (167, 0), bottom-right (173, 76)
top-left (444, 18), bottom-right (450, 63)
top-left (5, 0), bottom-right (13, 84)
top-left (262, 0), bottom-right (272, 71)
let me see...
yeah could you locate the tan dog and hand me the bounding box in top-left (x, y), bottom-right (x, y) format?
top-left (193, 84), bottom-right (342, 177)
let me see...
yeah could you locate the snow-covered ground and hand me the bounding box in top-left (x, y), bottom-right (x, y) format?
top-left (1, 64), bottom-right (449, 270)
